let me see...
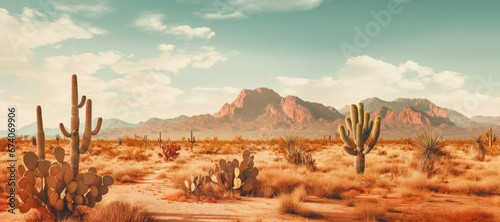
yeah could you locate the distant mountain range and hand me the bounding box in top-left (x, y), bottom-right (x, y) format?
top-left (7, 88), bottom-right (500, 139)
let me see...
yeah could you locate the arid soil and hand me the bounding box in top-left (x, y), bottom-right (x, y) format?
top-left (1, 138), bottom-right (500, 221)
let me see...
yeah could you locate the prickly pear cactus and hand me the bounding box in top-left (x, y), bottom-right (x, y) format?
top-left (184, 174), bottom-right (209, 195)
top-left (3, 75), bottom-right (113, 218)
top-left (8, 148), bottom-right (114, 215)
top-left (208, 150), bottom-right (258, 195)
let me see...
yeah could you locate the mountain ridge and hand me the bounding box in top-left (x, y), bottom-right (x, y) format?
top-left (10, 88), bottom-right (500, 139)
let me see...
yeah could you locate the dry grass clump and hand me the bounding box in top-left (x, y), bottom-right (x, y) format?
top-left (112, 165), bottom-right (146, 183)
top-left (278, 186), bottom-right (322, 219)
top-left (447, 177), bottom-right (500, 196)
top-left (354, 201), bottom-right (388, 222)
top-left (309, 177), bottom-right (358, 199)
top-left (427, 209), bottom-right (496, 222)
top-left (87, 200), bottom-right (157, 222)
top-left (120, 147), bottom-right (149, 161)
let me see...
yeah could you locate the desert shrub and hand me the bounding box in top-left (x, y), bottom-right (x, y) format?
top-left (414, 131), bottom-right (446, 174)
top-left (300, 152), bottom-right (316, 170)
top-left (0, 137), bottom-right (9, 152)
top-left (471, 135), bottom-right (486, 161)
top-left (158, 141), bottom-right (181, 161)
top-left (123, 137), bottom-right (143, 147)
top-left (198, 143), bottom-right (221, 154)
top-left (120, 147), bottom-right (149, 161)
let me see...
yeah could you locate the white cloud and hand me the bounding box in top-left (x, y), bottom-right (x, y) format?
top-left (55, 1), bottom-right (112, 17)
top-left (430, 89), bottom-right (495, 117)
top-left (133, 13), bottom-right (167, 31)
top-left (201, 0), bottom-right (323, 19)
top-left (133, 13), bottom-right (215, 39)
top-left (2, 43), bottom-right (228, 127)
top-left (111, 45), bottom-right (227, 74)
top-left (433, 71), bottom-right (467, 89)
top-left (276, 55), bottom-right (470, 108)
top-left (0, 8), bottom-right (105, 63)
top-left (168, 25), bottom-right (215, 39)
top-left (203, 11), bottom-right (247, 20)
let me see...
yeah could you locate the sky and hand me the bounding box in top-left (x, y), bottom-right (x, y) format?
top-left (1, 0), bottom-right (499, 128)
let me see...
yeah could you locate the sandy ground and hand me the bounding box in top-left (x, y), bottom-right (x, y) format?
top-left (2, 166), bottom-right (500, 222)
top-left (2, 142), bottom-right (500, 222)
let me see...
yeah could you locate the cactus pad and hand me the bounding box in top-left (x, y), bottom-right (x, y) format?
top-left (53, 147), bottom-right (65, 163)
top-left (23, 152), bottom-right (38, 171)
top-left (242, 150), bottom-right (250, 160)
top-left (102, 175), bottom-right (114, 186)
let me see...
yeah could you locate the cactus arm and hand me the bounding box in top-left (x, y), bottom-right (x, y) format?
top-left (345, 117), bottom-right (352, 132)
top-left (339, 125), bottom-right (355, 148)
top-left (350, 105), bottom-right (358, 137)
top-left (343, 146), bottom-right (357, 156)
top-left (358, 103), bottom-right (364, 131)
top-left (363, 120), bottom-right (374, 141)
top-left (59, 123), bottom-right (71, 138)
top-left (78, 95), bottom-right (86, 108)
top-left (92, 117), bottom-right (102, 135)
top-left (356, 123), bottom-right (363, 152)
top-left (363, 116), bottom-right (381, 155)
top-left (363, 113), bottom-right (370, 135)
top-left (80, 99), bottom-right (93, 154)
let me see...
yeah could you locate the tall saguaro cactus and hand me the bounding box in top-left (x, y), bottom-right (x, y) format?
top-left (158, 131), bottom-right (162, 149)
top-left (143, 135), bottom-right (148, 149)
top-left (338, 103), bottom-right (381, 174)
top-left (485, 127), bottom-right (497, 150)
top-left (59, 74), bottom-right (102, 175)
top-left (188, 130), bottom-right (196, 151)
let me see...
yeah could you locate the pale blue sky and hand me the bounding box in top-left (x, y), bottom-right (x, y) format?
top-left (1, 0), bottom-right (499, 128)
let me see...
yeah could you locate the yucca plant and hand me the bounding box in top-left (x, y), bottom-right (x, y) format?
top-left (472, 135), bottom-right (486, 161)
top-left (280, 134), bottom-right (312, 166)
top-left (414, 131), bottom-right (446, 174)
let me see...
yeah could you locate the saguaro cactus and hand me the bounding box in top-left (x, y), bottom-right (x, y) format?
top-left (338, 103), bottom-right (381, 174)
top-left (55, 134), bottom-right (61, 146)
top-left (59, 74), bottom-right (102, 175)
top-left (188, 130), bottom-right (196, 151)
top-left (143, 135), bottom-right (148, 149)
top-left (10, 101), bottom-right (113, 217)
top-left (158, 131), bottom-right (162, 149)
top-left (485, 127), bottom-right (497, 150)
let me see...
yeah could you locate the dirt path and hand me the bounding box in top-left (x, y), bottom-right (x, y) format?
top-left (104, 165), bottom-right (322, 222)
